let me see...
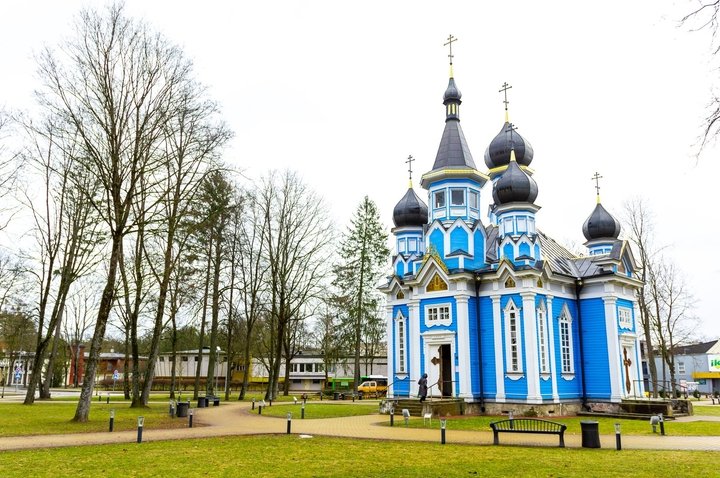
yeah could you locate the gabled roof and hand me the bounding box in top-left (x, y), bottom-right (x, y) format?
top-left (665, 340), bottom-right (719, 356)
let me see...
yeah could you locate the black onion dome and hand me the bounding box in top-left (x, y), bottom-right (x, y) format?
top-left (492, 158), bottom-right (538, 205)
top-left (582, 202), bottom-right (621, 241)
top-left (443, 77), bottom-right (461, 103)
top-left (484, 122), bottom-right (534, 169)
top-left (393, 187), bottom-right (428, 228)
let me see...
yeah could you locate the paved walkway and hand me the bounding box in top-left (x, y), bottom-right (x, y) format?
top-left (0, 401), bottom-right (718, 452)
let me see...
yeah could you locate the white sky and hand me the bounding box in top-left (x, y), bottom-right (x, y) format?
top-left (1, 1), bottom-right (719, 339)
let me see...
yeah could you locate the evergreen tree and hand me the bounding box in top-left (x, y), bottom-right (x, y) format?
top-left (333, 196), bottom-right (389, 391)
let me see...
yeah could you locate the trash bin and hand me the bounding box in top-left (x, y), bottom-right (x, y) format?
top-left (581, 420), bottom-right (601, 448)
top-left (212, 397), bottom-right (220, 407)
top-left (177, 401), bottom-right (189, 417)
top-left (333, 392), bottom-right (340, 400)
top-left (197, 397), bottom-right (207, 408)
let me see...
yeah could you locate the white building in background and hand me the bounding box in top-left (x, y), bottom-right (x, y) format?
top-left (155, 347), bottom-right (228, 380)
top-left (653, 340), bottom-right (720, 396)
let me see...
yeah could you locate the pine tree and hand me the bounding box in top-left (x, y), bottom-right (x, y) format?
top-left (333, 196), bottom-right (389, 391)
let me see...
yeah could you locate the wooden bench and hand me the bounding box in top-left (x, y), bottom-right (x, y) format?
top-left (489, 418), bottom-right (567, 447)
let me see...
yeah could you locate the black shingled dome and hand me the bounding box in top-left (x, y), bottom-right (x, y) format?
top-left (582, 203), bottom-right (621, 241)
top-left (393, 187), bottom-right (428, 228)
top-left (492, 159), bottom-right (538, 205)
top-left (484, 122), bottom-right (534, 169)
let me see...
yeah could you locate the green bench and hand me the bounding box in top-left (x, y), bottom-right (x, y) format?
top-left (490, 418), bottom-right (567, 447)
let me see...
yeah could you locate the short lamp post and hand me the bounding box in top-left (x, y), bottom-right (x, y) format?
top-left (252, 398), bottom-right (255, 410)
top-left (390, 407), bottom-right (395, 427)
top-left (169, 399), bottom-right (175, 418)
top-left (301, 402), bottom-right (305, 419)
top-left (659, 413), bottom-right (665, 436)
top-left (109, 409), bottom-right (115, 432)
top-left (614, 423), bottom-right (621, 451)
top-left (189, 408), bottom-right (194, 428)
top-left (440, 418), bottom-right (447, 445)
top-left (106, 392), bottom-right (110, 404)
top-left (286, 412), bottom-right (292, 434)
top-left (137, 416), bottom-right (144, 443)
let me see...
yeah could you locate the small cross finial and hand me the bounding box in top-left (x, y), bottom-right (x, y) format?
top-left (405, 154), bottom-right (416, 187)
top-left (499, 82), bottom-right (512, 122)
top-left (591, 172), bottom-right (603, 202)
top-left (444, 34), bottom-right (457, 76)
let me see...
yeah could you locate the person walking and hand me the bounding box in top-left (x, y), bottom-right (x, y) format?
top-left (418, 373), bottom-right (428, 402)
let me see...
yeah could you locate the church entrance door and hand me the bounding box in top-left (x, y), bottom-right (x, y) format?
top-left (439, 344), bottom-right (452, 397)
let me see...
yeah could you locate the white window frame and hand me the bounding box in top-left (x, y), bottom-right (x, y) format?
top-left (559, 304), bottom-right (575, 376)
top-left (424, 303), bottom-right (452, 327)
top-left (398, 238), bottom-right (407, 254)
top-left (469, 190), bottom-right (479, 209)
top-left (517, 216), bottom-right (528, 233)
top-left (434, 190), bottom-right (446, 209)
top-left (450, 188), bottom-right (465, 206)
top-left (396, 312), bottom-right (407, 373)
top-left (504, 299), bottom-right (523, 374)
top-left (408, 238), bottom-right (417, 252)
top-left (618, 307), bottom-right (632, 329)
top-left (677, 361), bottom-right (685, 374)
top-left (537, 301), bottom-right (549, 374)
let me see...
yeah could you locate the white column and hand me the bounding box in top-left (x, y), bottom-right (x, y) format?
top-left (455, 295), bottom-right (471, 398)
top-left (386, 305), bottom-right (395, 396)
top-left (408, 299), bottom-right (421, 397)
top-left (546, 296), bottom-right (559, 402)
top-left (521, 292), bottom-right (541, 402)
top-left (492, 295), bottom-right (505, 401)
top-left (603, 296), bottom-right (622, 402)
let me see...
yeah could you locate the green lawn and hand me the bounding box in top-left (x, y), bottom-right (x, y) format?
top-left (253, 402), bottom-right (379, 419)
top-left (0, 402), bottom-right (186, 437)
top-left (694, 405), bottom-right (720, 416)
top-left (396, 414), bottom-right (720, 436)
top-left (0, 435), bottom-right (715, 477)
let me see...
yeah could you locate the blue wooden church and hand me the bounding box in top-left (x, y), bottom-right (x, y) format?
top-left (380, 47), bottom-right (645, 415)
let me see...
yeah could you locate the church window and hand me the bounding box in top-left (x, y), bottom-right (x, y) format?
top-left (677, 361), bottom-right (685, 374)
top-left (469, 191), bottom-right (479, 209)
top-left (396, 314), bottom-right (407, 373)
top-left (504, 299), bottom-right (523, 374)
top-left (434, 191), bottom-right (446, 208)
top-left (427, 273), bottom-right (448, 292)
top-left (398, 238), bottom-right (407, 253)
top-left (503, 217), bottom-right (514, 235)
top-left (559, 306), bottom-right (575, 374)
top-left (537, 302), bottom-right (549, 374)
top-left (504, 277), bottom-right (516, 288)
top-left (517, 216), bottom-right (528, 233)
top-left (618, 307), bottom-right (632, 329)
top-left (396, 290), bottom-right (405, 300)
top-left (528, 217), bottom-right (536, 234)
top-left (425, 304), bottom-right (452, 326)
top-left (408, 238), bottom-right (417, 252)
top-left (451, 188), bottom-right (465, 206)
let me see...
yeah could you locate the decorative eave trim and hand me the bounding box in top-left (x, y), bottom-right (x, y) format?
top-left (488, 164), bottom-right (535, 178)
top-left (420, 168), bottom-right (489, 189)
top-left (494, 202), bottom-right (541, 215)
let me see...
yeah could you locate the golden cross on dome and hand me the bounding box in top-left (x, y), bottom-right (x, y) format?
top-left (499, 82), bottom-right (512, 117)
top-left (444, 34), bottom-right (457, 77)
top-left (405, 154), bottom-right (416, 187)
top-left (591, 172), bottom-right (603, 201)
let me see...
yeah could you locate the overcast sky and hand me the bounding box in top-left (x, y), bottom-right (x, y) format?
top-left (1, 1), bottom-right (719, 339)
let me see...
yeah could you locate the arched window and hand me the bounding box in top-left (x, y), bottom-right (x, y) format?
top-left (559, 304), bottom-right (575, 375)
top-left (504, 299), bottom-right (523, 374)
top-left (537, 301), bottom-right (549, 374)
top-left (395, 312), bottom-right (407, 373)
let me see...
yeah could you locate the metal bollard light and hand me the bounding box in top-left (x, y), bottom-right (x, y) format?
top-left (614, 423), bottom-right (622, 451)
top-left (390, 408), bottom-right (394, 427)
top-left (286, 412), bottom-right (292, 434)
top-left (189, 408), bottom-right (194, 428)
top-left (659, 413), bottom-right (665, 436)
top-left (169, 399), bottom-right (175, 418)
top-left (252, 398), bottom-right (255, 410)
top-left (137, 416), bottom-right (144, 443)
top-left (106, 393), bottom-right (110, 404)
top-left (441, 418), bottom-right (447, 445)
top-left (109, 409), bottom-right (115, 432)
top-left (301, 403), bottom-right (305, 419)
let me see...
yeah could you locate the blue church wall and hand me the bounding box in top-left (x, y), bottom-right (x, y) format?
top-left (540, 375), bottom-right (553, 397)
top-left (444, 257), bottom-right (459, 270)
top-left (391, 304), bottom-right (409, 382)
top-left (450, 226), bottom-right (468, 254)
top-left (502, 243), bottom-right (514, 261)
top-left (518, 242), bottom-right (531, 258)
top-left (478, 296), bottom-right (497, 397)
top-left (552, 297), bottom-right (583, 399)
top-left (467, 296), bottom-right (481, 396)
top-left (465, 229), bottom-right (486, 269)
top-left (579, 298), bottom-right (611, 399)
top-left (395, 261), bottom-right (405, 277)
top-left (419, 296), bottom-right (458, 333)
top-left (534, 244), bottom-right (540, 260)
top-left (500, 293), bottom-right (528, 400)
top-left (393, 376), bottom-right (410, 396)
top-left (429, 229), bottom-right (445, 257)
